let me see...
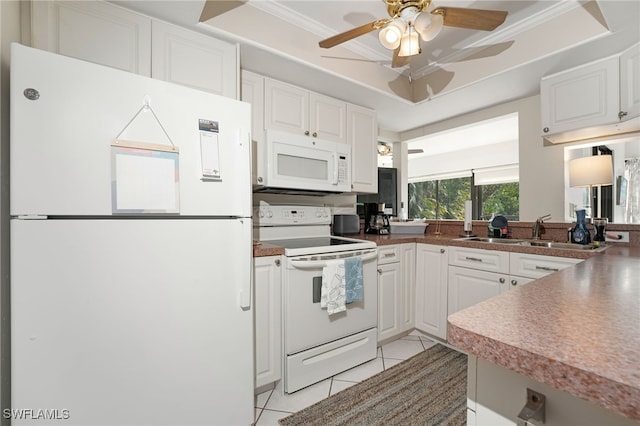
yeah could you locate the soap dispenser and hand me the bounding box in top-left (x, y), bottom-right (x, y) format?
top-left (571, 209), bottom-right (591, 245)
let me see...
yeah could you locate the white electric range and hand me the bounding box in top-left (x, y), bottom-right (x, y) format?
top-left (254, 205), bottom-right (378, 393)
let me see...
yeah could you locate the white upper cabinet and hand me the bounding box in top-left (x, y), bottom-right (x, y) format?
top-left (620, 43), bottom-right (640, 120)
top-left (30, 1), bottom-right (238, 98)
top-left (241, 70), bottom-right (265, 144)
top-left (264, 79), bottom-right (347, 143)
top-left (151, 21), bottom-right (237, 99)
top-left (31, 0), bottom-right (151, 76)
top-left (541, 56), bottom-right (619, 139)
top-left (541, 42), bottom-right (640, 143)
top-left (348, 104), bottom-right (378, 193)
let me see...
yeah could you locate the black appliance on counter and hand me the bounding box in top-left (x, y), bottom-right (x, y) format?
top-left (364, 203), bottom-right (390, 235)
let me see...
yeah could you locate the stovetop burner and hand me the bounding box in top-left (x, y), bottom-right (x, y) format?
top-left (265, 237), bottom-right (360, 250)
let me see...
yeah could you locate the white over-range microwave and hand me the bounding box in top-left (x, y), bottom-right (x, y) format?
top-left (254, 129), bottom-right (352, 194)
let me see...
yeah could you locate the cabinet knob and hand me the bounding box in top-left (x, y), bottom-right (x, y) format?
top-left (511, 279), bottom-right (517, 286)
top-left (440, 249), bottom-right (445, 254)
top-left (304, 130), bottom-right (310, 136)
top-left (274, 259), bottom-right (281, 267)
top-left (312, 132), bottom-right (318, 137)
top-left (499, 278), bottom-right (505, 283)
top-left (543, 127), bottom-right (549, 133)
top-left (619, 111), bottom-right (628, 120)
top-left (377, 268), bottom-right (383, 274)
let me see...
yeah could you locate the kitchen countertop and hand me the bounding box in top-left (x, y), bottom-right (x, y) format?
top-left (448, 245), bottom-right (640, 420)
top-left (253, 232), bottom-right (604, 260)
top-left (253, 232), bottom-right (639, 419)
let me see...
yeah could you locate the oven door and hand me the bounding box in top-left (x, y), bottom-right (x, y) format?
top-left (283, 248), bottom-right (378, 355)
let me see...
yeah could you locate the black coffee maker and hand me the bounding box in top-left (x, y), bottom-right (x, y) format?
top-left (365, 203), bottom-right (390, 235)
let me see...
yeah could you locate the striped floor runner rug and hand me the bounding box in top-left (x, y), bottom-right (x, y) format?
top-left (279, 344), bottom-right (467, 426)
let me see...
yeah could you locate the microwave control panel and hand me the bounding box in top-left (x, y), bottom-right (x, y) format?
top-left (337, 155), bottom-right (348, 184)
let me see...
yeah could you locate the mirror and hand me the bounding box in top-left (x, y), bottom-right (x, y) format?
top-left (564, 136), bottom-right (640, 223)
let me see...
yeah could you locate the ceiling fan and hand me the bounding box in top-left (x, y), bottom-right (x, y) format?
top-left (378, 142), bottom-right (424, 156)
top-left (319, 0), bottom-right (508, 68)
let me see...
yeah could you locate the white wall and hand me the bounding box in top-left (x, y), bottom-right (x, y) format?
top-left (400, 95), bottom-right (566, 222)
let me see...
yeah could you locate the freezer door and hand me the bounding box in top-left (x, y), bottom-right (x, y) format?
top-left (11, 218), bottom-right (253, 426)
top-left (10, 44), bottom-right (251, 217)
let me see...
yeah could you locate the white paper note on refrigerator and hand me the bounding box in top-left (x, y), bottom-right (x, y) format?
top-left (199, 119), bottom-right (221, 181)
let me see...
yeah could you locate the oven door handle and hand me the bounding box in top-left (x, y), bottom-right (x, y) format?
top-left (289, 249), bottom-right (377, 269)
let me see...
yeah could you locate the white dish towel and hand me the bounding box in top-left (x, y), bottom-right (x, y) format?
top-left (321, 259), bottom-right (346, 315)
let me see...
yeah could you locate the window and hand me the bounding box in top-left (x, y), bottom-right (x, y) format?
top-left (409, 174), bottom-right (519, 221)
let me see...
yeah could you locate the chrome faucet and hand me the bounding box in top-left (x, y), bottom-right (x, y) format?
top-left (532, 214), bottom-right (551, 240)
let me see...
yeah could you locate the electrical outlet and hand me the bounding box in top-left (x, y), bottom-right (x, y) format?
top-left (605, 231), bottom-right (629, 243)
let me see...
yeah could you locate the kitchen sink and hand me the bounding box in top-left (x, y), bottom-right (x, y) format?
top-left (455, 237), bottom-right (526, 244)
top-left (522, 240), bottom-right (600, 250)
top-left (455, 237), bottom-right (601, 251)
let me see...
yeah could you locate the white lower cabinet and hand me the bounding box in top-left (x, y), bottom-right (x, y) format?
top-left (467, 355), bottom-right (637, 426)
top-left (448, 266), bottom-right (509, 315)
top-left (447, 247), bottom-right (584, 316)
top-left (415, 244), bottom-right (448, 340)
top-left (509, 252), bottom-right (582, 280)
top-left (377, 244), bottom-right (415, 343)
top-left (253, 256), bottom-right (282, 389)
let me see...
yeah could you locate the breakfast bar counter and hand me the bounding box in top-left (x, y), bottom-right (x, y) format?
top-left (448, 245), bottom-right (640, 422)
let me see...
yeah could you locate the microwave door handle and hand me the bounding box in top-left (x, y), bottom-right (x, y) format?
top-left (332, 153), bottom-right (339, 185)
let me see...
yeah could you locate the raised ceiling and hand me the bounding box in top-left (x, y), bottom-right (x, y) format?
top-left (113, 1), bottom-right (639, 133)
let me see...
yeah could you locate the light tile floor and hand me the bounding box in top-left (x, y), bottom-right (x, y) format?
top-left (253, 331), bottom-right (439, 426)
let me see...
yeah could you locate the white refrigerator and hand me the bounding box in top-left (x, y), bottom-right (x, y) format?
top-left (10, 44), bottom-right (254, 425)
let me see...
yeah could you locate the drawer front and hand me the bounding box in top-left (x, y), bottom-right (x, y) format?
top-left (448, 246), bottom-right (509, 274)
top-left (377, 245), bottom-right (400, 265)
top-left (510, 252), bottom-right (582, 279)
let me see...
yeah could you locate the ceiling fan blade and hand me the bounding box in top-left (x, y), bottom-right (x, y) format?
top-left (199, 1), bottom-right (246, 22)
top-left (319, 19), bottom-right (387, 49)
top-left (435, 7), bottom-right (508, 31)
top-left (392, 47), bottom-right (411, 68)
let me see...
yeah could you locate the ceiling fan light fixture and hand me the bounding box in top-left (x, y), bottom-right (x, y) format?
top-left (378, 19), bottom-right (406, 49)
top-left (398, 25), bottom-right (420, 57)
top-left (419, 11), bottom-right (444, 41)
top-left (412, 11), bottom-right (431, 36)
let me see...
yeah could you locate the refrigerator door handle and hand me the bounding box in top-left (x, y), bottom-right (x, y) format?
top-left (239, 218), bottom-right (252, 310)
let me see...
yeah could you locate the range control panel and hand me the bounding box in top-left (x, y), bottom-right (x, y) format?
top-left (254, 205), bottom-right (331, 226)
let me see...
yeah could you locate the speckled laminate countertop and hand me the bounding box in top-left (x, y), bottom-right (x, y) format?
top-left (253, 232), bottom-right (605, 260)
top-left (448, 245), bottom-right (640, 420)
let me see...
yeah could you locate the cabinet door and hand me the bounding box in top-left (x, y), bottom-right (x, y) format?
top-left (264, 79), bottom-right (309, 135)
top-left (31, 0), bottom-right (151, 76)
top-left (347, 104), bottom-right (378, 193)
top-left (254, 256), bottom-right (282, 389)
top-left (540, 56), bottom-right (619, 136)
top-left (241, 70), bottom-right (265, 144)
top-left (448, 266), bottom-right (508, 316)
top-left (377, 262), bottom-right (402, 343)
top-left (309, 93), bottom-right (347, 143)
top-left (151, 21), bottom-right (237, 99)
top-left (509, 252), bottom-right (581, 279)
top-left (415, 244), bottom-right (448, 340)
top-left (400, 244), bottom-right (416, 332)
top-left (448, 246), bottom-right (510, 274)
top-left (620, 43), bottom-right (640, 120)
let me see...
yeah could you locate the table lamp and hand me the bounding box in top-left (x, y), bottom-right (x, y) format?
top-left (568, 154), bottom-right (613, 218)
